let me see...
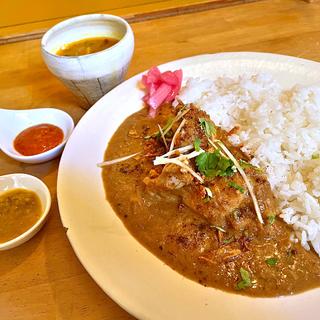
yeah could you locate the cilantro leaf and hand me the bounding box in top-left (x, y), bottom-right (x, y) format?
top-left (239, 159), bottom-right (263, 173)
top-left (196, 152), bottom-right (218, 177)
top-left (267, 214), bottom-right (276, 225)
top-left (239, 159), bottom-right (253, 169)
top-left (236, 268), bottom-right (252, 290)
top-left (199, 118), bottom-right (216, 138)
top-left (196, 151), bottom-right (234, 178)
top-left (265, 257), bottom-right (278, 266)
top-left (228, 181), bottom-right (245, 193)
top-left (194, 137), bottom-right (201, 152)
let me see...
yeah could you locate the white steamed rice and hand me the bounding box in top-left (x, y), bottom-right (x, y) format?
top-left (177, 73), bottom-right (320, 256)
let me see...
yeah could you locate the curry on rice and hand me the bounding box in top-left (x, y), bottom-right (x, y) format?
top-left (102, 102), bottom-right (320, 297)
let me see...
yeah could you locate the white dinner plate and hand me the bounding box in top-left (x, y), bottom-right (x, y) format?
top-left (57, 52), bottom-right (320, 320)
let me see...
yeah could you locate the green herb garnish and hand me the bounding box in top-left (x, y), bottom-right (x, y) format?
top-left (194, 137), bottom-right (201, 152)
top-left (239, 160), bottom-right (254, 169)
top-left (239, 159), bottom-right (263, 173)
top-left (144, 117), bottom-right (174, 139)
top-left (228, 181), bottom-right (245, 193)
top-left (199, 118), bottom-right (216, 138)
top-left (312, 153), bottom-right (320, 160)
top-left (236, 268), bottom-right (252, 290)
top-left (196, 150), bottom-right (234, 178)
top-left (267, 214), bottom-right (276, 225)
top-left (265, 257), bottom-right (278, 266)
top-left (223, 237), bottom-right (234, 244)
top-left (161, 117), bottom-right (174, 133)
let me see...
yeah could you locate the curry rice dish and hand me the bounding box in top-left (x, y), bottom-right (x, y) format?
top-left (102, 103), bottom-right (320, 297)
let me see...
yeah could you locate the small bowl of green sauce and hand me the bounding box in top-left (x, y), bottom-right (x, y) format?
top-left (0, 173), bottom-right (51, 250)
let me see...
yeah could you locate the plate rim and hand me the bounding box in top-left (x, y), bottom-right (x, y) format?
top-left (57, 52), bottom-right (320, 320)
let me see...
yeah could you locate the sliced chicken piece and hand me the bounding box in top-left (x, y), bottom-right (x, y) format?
top-left (144, 163), bottom-right (194, 190)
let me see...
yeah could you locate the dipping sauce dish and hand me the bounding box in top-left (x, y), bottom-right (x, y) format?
top-left (0, 108), bottom-right (74, 164)
top-left (0, 174), bottom-right (51, 250)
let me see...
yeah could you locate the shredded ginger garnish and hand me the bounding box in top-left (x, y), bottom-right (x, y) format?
top-left (169, 118), bottom-right (186, 152)
top-left (209, 139), bottom-right (264, 224)
top-left (154, 143), bottom-right (205, 183)
top-left (160, 144), bottom-right (194, 158)
top-left (154, 156), bottom-right (204, 183)
top-left (158, 124), bottom-right (168, 150)
top-left (162, 108), bottom-right (190, 136)
top-left (204, 187), bottom-right (213, 198)
top-left (97, 152), bottom-right (141, 167)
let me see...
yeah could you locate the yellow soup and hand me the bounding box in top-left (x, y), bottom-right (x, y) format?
top-left (0, 188), bottom-right (42, 243)
top-left (56, 36), bottom-right (119, 56)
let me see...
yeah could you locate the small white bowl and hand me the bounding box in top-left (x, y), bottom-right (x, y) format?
top-left (0, 173), bottom-right (51, 250)
top-left (41, 14), bottom-right (134, 109)
top-left (0, 108), bottom-right (74, 164)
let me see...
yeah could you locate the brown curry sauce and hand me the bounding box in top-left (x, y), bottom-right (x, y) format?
top-left (14, 123), bottom-right (64, 156)
top-left (103, 105), bottom-right (320, 297)
top-left (56, 36), bottom-right (119, 57)
top-left (0, 188), bottom-right (42, 243)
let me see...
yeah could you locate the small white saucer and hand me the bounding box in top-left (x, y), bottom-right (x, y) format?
top-left (0, 173), bottom-right (51, 250)
top-left (0, 108), bottom-right (74, 164)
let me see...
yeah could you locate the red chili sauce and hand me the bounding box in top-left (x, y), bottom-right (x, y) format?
top-left (14, 123), bottom-right (64, 156)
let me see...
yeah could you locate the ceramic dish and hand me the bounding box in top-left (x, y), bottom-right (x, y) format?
top-left (41, 14), bottom-right (134, 109)
top-left (0, 108), bottom-right (74, 164)
top-left (0, 173), bottom-right (51, 250)
top-left (57, 53), bottom-right (320, 320)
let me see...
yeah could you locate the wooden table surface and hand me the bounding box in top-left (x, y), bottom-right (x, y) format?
top-left (1, 0), bottom-right (320, 319)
